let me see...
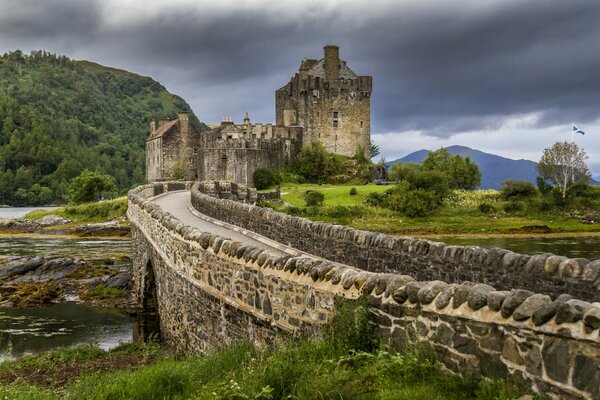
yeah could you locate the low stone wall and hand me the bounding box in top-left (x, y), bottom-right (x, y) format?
top-left (257, 186), bottom-right (281, 202)
top-left (129, 183), bottom-right (600, 399)
top-left (191, 182), bottom-right (600, 303)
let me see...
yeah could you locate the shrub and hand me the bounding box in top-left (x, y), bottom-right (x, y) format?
top-left (387, 182), bottom-right (440, 217)
top-left (500, 179), bottom-right (537, 200)
top-left (503, 201), bottom-right (524, 213)
top-left (293, 142), bottom-right (343, 183)
top-left (478, 203), bottom-right (496, 214)
top-left (253, 168), bottom-right (280, 190)
top-left (363, 191), bottom-right (387, 207)
top-left (349, 187), bottom-right (358, 196)
top-left (326, 205), bottom-right (365, 219)
top-left (68, 170), bottom-right (117, 204)
top-left (305, 191), bottom-right (325, 207)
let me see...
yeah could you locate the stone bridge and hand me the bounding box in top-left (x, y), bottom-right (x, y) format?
top-left (128, 181), bottom-right (600, 399)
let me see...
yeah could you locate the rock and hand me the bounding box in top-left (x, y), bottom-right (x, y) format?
top-left (435, 284), bottom-right (458, 309)
top-left (581, 260), bottom-right (600, 282)
top-left (544, 255), bottom-right (567, 275)
top-left (583, 307), bottom-right (600, 331)
top-left (554, 300), bottom-right (591, 324)
top-left (542, 342), bottom-right (570, 383)
top-left (36, 214), bottom-right (71, 226)
top-left (500, 289), bottom-right (534, 318)
top-left (487, 290), bottom-right (510, 312)
top-left (452, 282), bottom-right (475, 309)
top-left (467, 284), bottom-right (495, 310)
top-left (417, 281), bottom-right (447, 304)
top-left (105, 271), bottom-right (131, 290)
top-left (532, 302), bottom-right (561, 326)
top-left (405, 281), bottom-right (426, 303)
top-left (512, 294), bottom-right (551, 321)
top-left (573, 355), bottom-right (600, 398)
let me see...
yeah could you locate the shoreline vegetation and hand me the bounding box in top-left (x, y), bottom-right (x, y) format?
top-left (0, 298), bottom-right (540, 400)
top-left (264, 183), bottom-right (600, 235)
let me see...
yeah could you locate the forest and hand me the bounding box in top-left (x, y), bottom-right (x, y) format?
top-left (0, 50), bottom-right (205, 206)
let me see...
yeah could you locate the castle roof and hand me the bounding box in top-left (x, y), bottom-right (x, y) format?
top-left (149, 119), bottom-right (179, 139)
top-left (305, 58), bottom-right (358, 79)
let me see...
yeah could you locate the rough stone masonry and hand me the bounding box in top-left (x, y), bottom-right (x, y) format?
top-left (129, 182), bottom-right (600, 400)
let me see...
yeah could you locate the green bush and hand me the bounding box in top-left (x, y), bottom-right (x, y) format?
top-left (349, 187), bottom-right (358, 196)
top-left (363, 191), bottom-right (387, 207)
top-left (386, 182), bottom-right (441, 217)
top-left (293, 142), bottom-right (343, 183)
top-left (504, 201), bottom-right (524, 213)
top-left (478, 203), bottom-right (496, 214)
top-left (253, 168), bottom-right (281, 190)
top-left (68, 170), bottom-right (117, 204)
top-left (499, 179), bottom-right (537, 200)
top-left (305, 191), bottom-right (325, 207)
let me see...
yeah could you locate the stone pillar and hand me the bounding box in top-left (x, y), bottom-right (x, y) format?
top-left (324, 45), bottom-right (340, 81)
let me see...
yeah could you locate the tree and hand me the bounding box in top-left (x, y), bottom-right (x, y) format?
top-left (67, 169), bottom-right (117, 203)
top-left (370, 140), bottom-right (380, 159)
top-left (538, 141), bottom-right (590, 200)
top-left (253, 168), bottom-right (280, 190)
top-left (421, 148), bottom-right (481, 190)
top-left (294, 141), bottom-right (342, 183)
top-left (169, 159), bottom-right (187, 180)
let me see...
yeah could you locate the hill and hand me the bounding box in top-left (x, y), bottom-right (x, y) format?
top-left (0, 50), bottom-right (206, 206)
top-left (388, 145), bottom-right (539, 189)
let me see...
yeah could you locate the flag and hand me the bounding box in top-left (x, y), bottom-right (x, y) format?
top-left (572, 125), bottom-right (586, 135)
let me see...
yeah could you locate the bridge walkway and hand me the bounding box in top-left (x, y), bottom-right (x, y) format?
top-left (151, 191), bottom-right (303, 258)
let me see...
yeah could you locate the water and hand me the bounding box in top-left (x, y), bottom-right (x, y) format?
top-left (0, 235), bottom-right (142, 360)
top-left (0, 303), bottom-right (133, 361)
top-left (0, 207), bottom-right (59, 219)
top-left (428, 235), bottom-right (600, 260)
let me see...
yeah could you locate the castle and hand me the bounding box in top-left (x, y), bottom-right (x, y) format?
top-left (146, 45), bottom-right (372, 186)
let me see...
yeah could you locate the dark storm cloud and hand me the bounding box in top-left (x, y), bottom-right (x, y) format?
top-left (2, 0), bottom-right (600, 136)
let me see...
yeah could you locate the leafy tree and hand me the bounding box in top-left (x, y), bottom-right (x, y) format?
top-left (370, 140), bottom-right (380, 159)
top-left (294, 141), bottom-right (342, 183)
top-left (253, 168), bottom-right (281, 190)
top-left (388, 162), bottom-right (421, 182)
top-left (538, 141), bottom-right (590, 200)
top-left (499, 179), bottom-right (537, 200)
top-left (421, 148), bottom-right (481, 190)
top-left (67, 170), bottom-right (117, 204)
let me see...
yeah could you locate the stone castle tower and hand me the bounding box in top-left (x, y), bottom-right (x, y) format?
top-left (275, 45), bottom-right (372, 156)
top-left (146, 45), bottom-right (372, 184)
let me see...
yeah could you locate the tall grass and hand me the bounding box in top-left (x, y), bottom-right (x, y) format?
top-left (22, 197), bottom-right (128, 223)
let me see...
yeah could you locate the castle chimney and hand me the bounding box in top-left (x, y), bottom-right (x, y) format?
top-left (323, 45), bottom-right (340, 81)
top-left (149, 119), bottom-right (157, 134)
top-left (244, 112), bottom-right (250, 126)
top-left (178, 112), bottom-right (189, 136)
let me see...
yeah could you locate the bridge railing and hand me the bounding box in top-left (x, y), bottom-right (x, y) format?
top-left (126, 182), bottom-right (600, 399)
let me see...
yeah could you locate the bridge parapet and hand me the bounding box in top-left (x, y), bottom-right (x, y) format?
top-left (128, 182), bottom-right (600, 399)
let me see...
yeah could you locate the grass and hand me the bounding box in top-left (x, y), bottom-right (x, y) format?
top-left (0, 297), bottom-right (540, 400)
top-left (22, 197), bottom-right (128, 224)
top-left (80, 284), bottom-right (127, 300)
top-left (277, 183), bottom-right (600, 235)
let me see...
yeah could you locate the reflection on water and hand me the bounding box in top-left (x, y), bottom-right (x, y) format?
top-left (429, 235), bottom-right (599, 261)
top-left (0, 207), bottom-right (59, 219)
top-left (0, 236), bottom-right (131, 265)
top-left (0, 303), bottom-right (134, 361)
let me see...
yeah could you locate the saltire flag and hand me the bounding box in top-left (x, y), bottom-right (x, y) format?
top-left (572, 125), bottom-right (586, 135)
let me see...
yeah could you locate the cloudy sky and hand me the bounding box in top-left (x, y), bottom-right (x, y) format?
top-left (1, 0), bottom-right (599, 176)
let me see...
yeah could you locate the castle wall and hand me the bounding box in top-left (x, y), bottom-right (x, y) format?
top-left (146, 137), bottom-right (163, 182)
top-left (196, 126), bottom-right (302, 186)
top-left (129, 182), bottom-right (600, 399)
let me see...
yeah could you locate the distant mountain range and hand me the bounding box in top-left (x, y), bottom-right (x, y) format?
top-left (387, 145), bottom-right (598, 189)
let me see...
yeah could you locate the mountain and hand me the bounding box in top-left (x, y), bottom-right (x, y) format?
top-left (388, 145), bottom-right (540, 189)
top-left (0, 50), bottom-right (206, 206)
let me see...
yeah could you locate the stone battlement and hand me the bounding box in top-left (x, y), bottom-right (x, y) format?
top-left (129, 182), bottom-right (600, 399)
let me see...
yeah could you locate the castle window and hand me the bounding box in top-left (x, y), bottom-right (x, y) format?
top-left (333, 112), bottom-right (339, 129)
top-left (360, 121), bottom-right (363, 128)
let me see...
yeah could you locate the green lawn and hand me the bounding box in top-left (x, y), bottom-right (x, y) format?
top-left (281, 183), bottom-right (390, 207)
top-left (277, 184), bottom-right (600, 235)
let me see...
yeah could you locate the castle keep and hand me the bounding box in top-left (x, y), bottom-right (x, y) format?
top-left (146, 45), bottom-right (372, 186)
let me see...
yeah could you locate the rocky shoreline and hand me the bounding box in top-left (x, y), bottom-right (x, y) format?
top-left (0, 216), bottom-right (130, 237)
top-left (0, 254), bottom-right (131, 309)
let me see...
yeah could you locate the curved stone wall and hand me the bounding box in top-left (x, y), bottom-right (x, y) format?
top-left (191, 182), bottom-right (600, 303)
top-left (129, 182), bottom-right (600, 399)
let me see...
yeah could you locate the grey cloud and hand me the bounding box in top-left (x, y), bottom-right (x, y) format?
top-left (1, 0), bottom-right (600, 143)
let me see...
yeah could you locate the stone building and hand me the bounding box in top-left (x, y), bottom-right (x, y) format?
top-left (146, 45), bottom-right (371, 186)
top-left (276, 45), bottom-right (372, 156)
